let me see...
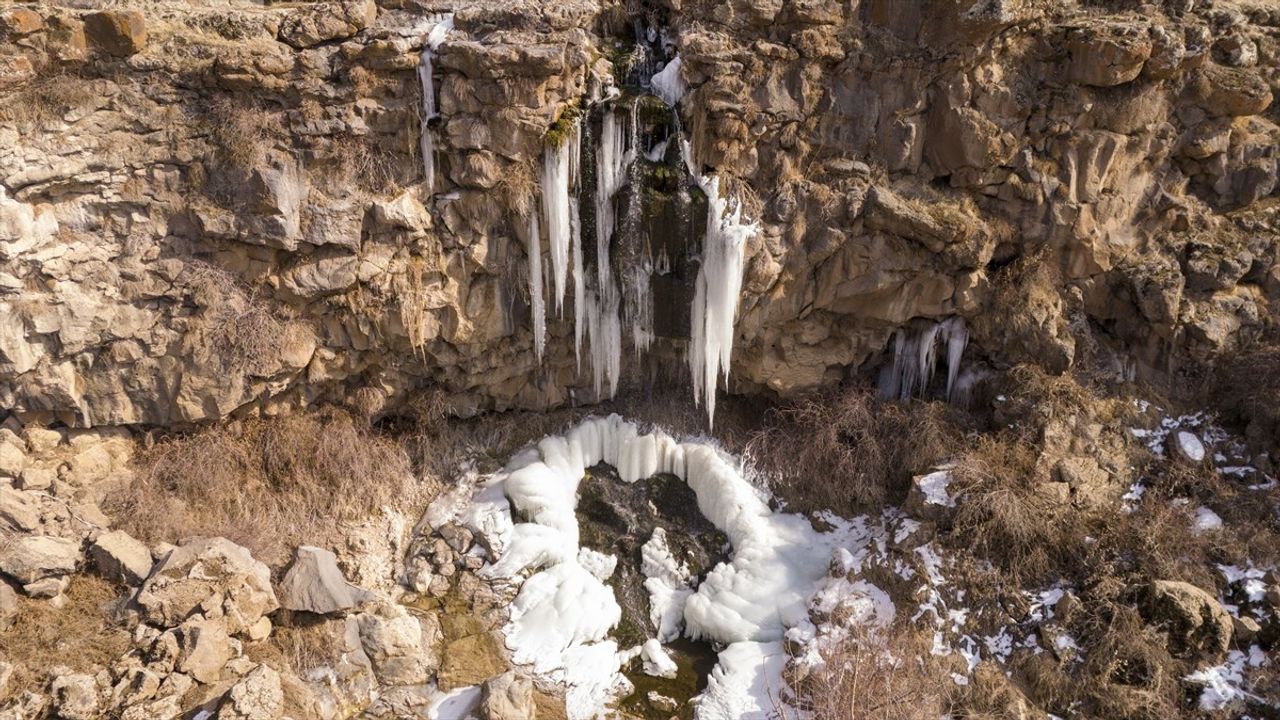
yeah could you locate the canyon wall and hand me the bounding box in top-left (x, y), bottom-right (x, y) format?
top-left (1, 0), bottom-right (1277, 429)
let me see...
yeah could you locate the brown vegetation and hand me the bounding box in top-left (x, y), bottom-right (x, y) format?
top-left (747, 385), bottom-right (964, 513)
top-left (0, 71), bottom-right (97, 131)
top-left (1, 575), bottom-right (131, 694)
top-left (109, 408), bottom-right (415, 565)
top-left (787, 625), bottom-right (951, 720)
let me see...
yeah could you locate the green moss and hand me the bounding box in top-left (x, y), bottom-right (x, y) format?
top-left (545, 101), bottom-right (584, 148)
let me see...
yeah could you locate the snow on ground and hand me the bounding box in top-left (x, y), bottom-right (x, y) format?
top-left (1185, 648), bottom-right (1271, 710)
top-left (430, 415), bottom-right (899, 719)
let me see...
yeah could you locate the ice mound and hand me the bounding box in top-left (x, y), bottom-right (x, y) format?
top-left (433, 415), bottom-right (889, 719)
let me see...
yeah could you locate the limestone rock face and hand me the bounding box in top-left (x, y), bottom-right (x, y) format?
top-left (278, 545), bottom-right (374, 615)
top-left (135, 538), bottom-right (278, 634)
top-left (0, 0), bottom-right (1274, 428)
top-left (353, 601), bottom-right (441, 686)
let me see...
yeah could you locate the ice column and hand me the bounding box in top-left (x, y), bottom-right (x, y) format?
top-left (877, 317), bottom-right (969, 401)
top-left (542, 122), bottom-right (579, 316)
top-left (417, 14), bottom-right (453, 192)
top-left (681, 140), bottom-right (755, 427)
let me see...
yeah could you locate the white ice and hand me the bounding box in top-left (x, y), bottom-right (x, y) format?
top-left (527, 214), bottom-right (546, 361)
top-left (439, 414), bottom-right (887, 720)
top-left (650, 56), bottom-right (687, 107)
top-left (417, 14), bottom-right (453, 192)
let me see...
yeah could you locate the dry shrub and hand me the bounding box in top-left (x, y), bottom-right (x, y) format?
top-left (330, 134), bottom-right (401, 194)
top-left (1217, 340), bottom-right (1280, 455)
top-left (270, 616), bottom-right (347, 674)
top-left (748, 386), bottom-right (964, 513)
top-left (1, 575), bottom-right (131, 692)
top-left (791, 625), bottom-right (951, 720)
top-left (0, 72), bottom-right (96, 131)
top-left (948, 434), bottom-right (1082, 583)
top-left (206, 96), bottom-right (272, 172)
top-left (109, 408), bottom-right (414, 565)
top-left (186, 265), bottom-right (311, 377)
top-left (1075, 601), bottom-right (1183, 719)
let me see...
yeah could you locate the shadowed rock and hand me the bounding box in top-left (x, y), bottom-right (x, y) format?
top-left (279, 545), bottom-right (374, 615)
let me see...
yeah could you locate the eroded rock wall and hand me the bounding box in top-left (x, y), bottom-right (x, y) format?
top-left (0, 0), bottom-right (1277, 429)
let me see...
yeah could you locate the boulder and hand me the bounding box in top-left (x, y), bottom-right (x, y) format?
top-left (23, 575), bottom-right (69, 599)
top-left (0, 581), bottom-right (17, 631)
top-left (176, 619), bottom-right (234, 685)
top-left (0, 441), bottom-right (25, 480)
top-left (0, 535), bottom-right (81, 585)
top-left (0, 9), bottom-right (42, 38)
top-left (90, 530), bottom-right (155, 586)
top-left (1141, 580), bottom-right (1232, 660)
top-left (50, 672), bottom-right (98, 720)
top-left (278, 545), bottom-right (374, 615)
top-left (482, 672), bottom-right (535, 720)
top-left (84, 10), bottom-right (148, 57)
top-left (1067, 23), bottom-right (1152, 87)
top-left (1167, 430), bottom-right (1206, 464)
top-left (1192, 65), bottom-right (1273, 117)
top-left (135, 537), bottom-right (277, 634)
top-left (354, 601), bottom-right (440, 686)
top-left (278, 0), bottom-right (376, 49)
top-left (0, 485), bottom-right (40, 532)
top-left (218, 664), bottom-right (283, 720)
top-left (904, 469), bottom-right (956, 522)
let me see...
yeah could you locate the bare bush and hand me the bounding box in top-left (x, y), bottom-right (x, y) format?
top-left (186, 264), bottom-right (311, 377)
top-left (948, 434), bottom-right (1083, 583)
top-left (747, 386), bottom-right (964, 513)
top-left (206, 96), bottom-right (272, 172)
top-left (109, 408), bottom-right (415, 565)
top-left (789, 625), bottom-right (951, 720)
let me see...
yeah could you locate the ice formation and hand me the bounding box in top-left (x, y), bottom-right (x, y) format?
top-left (878, 316), bottom-right (969, 401)
top-left (681, 141), bottom-right (755, 427)
top-left (542, 125), bottom-right (578, 316)
top-left (526, 214), bottom-right (546, 360)
top-left (436, 415), bottom-right (883, 720)
top-left (650, 56), bottom-right (687, 107)
top-left (417, 15), bottom-right (453, 192)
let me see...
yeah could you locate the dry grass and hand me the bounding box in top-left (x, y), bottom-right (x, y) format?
top-left (205, 96), bottom-right (273, 173)
top-left (186, 265), bottom-right (311, 377)
top-left (270, 616), bottom-right (348, 674)
top-left (0, 72), bottom-right (97, 131)
top-left (330, 134), bottom-right (402, 194)
top-left (747, 386), bottom-right (964, 513)
top-left (789, 625), bottom-right (952, 720)
top-left (948, 434), bottom-right (1084, 584)
top-left (108, 408), bottom-right (414, 566)
top-left (1, 575), bottom-right (131, 692)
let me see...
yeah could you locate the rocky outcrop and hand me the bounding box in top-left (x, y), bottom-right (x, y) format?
top-left (0, 0), bottom-right (1273, 432)
top-left (1141, 580), bottom-right (1234, 661)
top-left (135, 537), bottom-right (278, 635)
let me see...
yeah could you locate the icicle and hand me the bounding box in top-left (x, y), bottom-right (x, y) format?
top-left (680, 139), bottom-right (755, 428)
top-left (542, 125), bottom-right (577, 316)
top-left (877, 317), bottom-right (969, 402)
top-left (650, 56), bottom-right (687, 107)
top-left (526, 213), bottom-right (546, 361)
top-left (571, 198), bottom-right (585, 370)
top-left (417, 15), bottom-right (453, 192)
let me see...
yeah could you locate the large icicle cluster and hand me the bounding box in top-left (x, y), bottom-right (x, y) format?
top-left (525, 48), bottom-right (753, 426)
top-left (427, 415), bottom-right (887, 720)
top-left (877, 317), bottom-right (970, 401)
top-left (417, 15), bottom-right (453, 192)
top-left (681, 141), bottom-right (755, 428)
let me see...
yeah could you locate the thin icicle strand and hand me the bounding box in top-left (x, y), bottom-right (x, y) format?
top-left (526, 213), bottom-right (546, 361)
top-left (417, 15), bottom-right (453, 192)
top-left (876, 317), bottom-right (969, 401)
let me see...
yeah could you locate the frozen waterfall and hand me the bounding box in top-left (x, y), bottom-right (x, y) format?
top-left (877, 317), bottom-right (969, 401)
top-left (417, 15), bottom-right (453, 192)
top-left (682, 140), bottom-right (755, 428)
top-left (650, 56), bottom-right (687, 107)
top-left (541, 122), bottom-right (579, 317)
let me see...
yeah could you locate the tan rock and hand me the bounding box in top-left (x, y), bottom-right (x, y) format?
top-left (278, 0), bottom-right (376, 49)
top-left (177, 619), bottom-right (234, 684)
top-left (0, 535), bottom-right (81, 585)
top-left (439, 632), bottom-right (506, 691)
top-left (135, 537), bottom-right (278, 634)
top-left (90, 530), bottom-right (154, 586)
top-left (219, 664), bottom-right (283, 720)
top-left (1067, 23), bottom-right (1152, 87)
top-left (1191, 65), bottom-right (1273, 117)
top-left (1141, 580), bottom-right (1233, 661)
top-left (482, 671), bottom-right (535, 720)
top-left (0, 8), bottom-right (43, 37)
top-left (84, 10), bottom-right (148, 57)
